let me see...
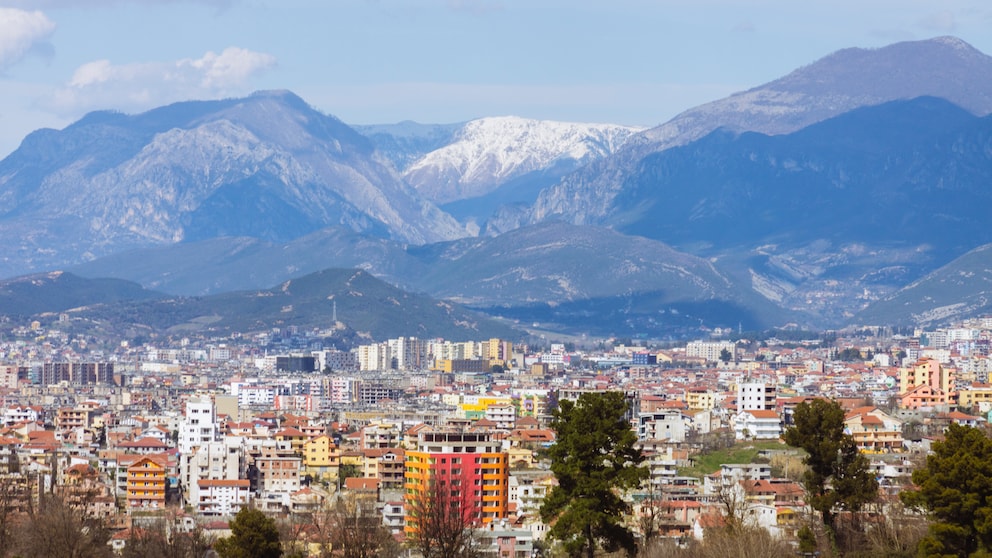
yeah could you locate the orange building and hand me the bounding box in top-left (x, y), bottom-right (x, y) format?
top-left (404, 429), bottom-right (508, 536)
top-left (899, 358), bottom-right (956, 409)
top-left (126, 455), bottom-right (167, 510)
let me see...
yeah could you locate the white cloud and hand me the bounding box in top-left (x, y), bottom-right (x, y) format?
top-left (48, 47), bottom-right (276, 116)
top-left (186, 47), bottom-right (277, 89)
top-left (0, 8), bottom-right (56, 70)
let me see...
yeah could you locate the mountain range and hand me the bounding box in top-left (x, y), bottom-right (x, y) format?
top-left (2, 36), bottom-right (992, 340)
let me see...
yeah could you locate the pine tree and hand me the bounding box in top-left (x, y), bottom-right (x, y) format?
top-left (214, 507), bottom-right (283, 558)
top-left (540, 391), bottom-right (648, 558)
top-left (901, 423), bottom-right (992, 557)
top-left (783, 398), bottom-right (877, 545)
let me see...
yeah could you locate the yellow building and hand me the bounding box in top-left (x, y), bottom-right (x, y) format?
top-left (516, 394), bottom-right (546, 417)
top-left (459, 396), bottom-right (513, 420)
top-left (274, 427), bottom-right (309, 456)
top-left (957, 384), bottom-right (992, 410)
top-left (340, 450), bottom-right (364, 468)
top-left (303, 435), bottom-right (340, 482)
top-left (899, 358), bottom-right (953, 395)
top-left (483, 338), bottom-right (513, 367)
top-left (126, 456), bottom-right (166, 510)
top-left (685, 389), bottom-right (717, 411)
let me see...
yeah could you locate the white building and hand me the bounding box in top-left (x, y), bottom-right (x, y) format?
top-left (685, 340), bottom-right (736, 362)
top-left (737, 381), bottom-right (776, 411)
top-left (703, 463), bottom-right (772, 495)
top-left (3, 404), bottom-right (40, 426)
top-left (181, 437), bottom-right (246, 509)
top-left (507, 475), bottom-right (551, 519)
top-left (178, 397), bottom-right (218, 455)
top-left (237, 385), bottom-right (275, 408)
top-left (485, 404), bottom-right (516, 430)
top-left (197, 479), bottom-right (250, 516)
top-left (636, 410), bottom-right (688, 443)
top-left (733, 410), bottom-right (782, 441)
top-left (328, 377), bottom-right (357, 404)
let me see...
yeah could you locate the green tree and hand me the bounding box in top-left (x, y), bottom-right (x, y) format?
top-left (901, 423), bottom-right (992, 557)
top-left (338, 463), bottom-right (361, 487)
top-left (836, 347), bottom-right (869, 362)
top-left (719, 348), bottom-right (732, 364)
top-left (214, 507), bottom-right (283, 558)
top-left (540, 391), bottom-right (648, 558)
top-left (783, 399), bottom-right (877, 544)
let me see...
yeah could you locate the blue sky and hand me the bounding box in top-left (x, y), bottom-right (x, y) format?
top-left (0, 0), bottom-right (990, 157)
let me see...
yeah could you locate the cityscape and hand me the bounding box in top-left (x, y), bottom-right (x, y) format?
top-left (1, 2), bottom-right (992, 556)
top-left (3, 312), bottom-right (992, 555)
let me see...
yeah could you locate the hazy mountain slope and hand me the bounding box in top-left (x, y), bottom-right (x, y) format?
top-left (0, 90), bottom-right (464, 278)
top-left (22, 268), bottom-right (520, 343)
top-left (73, 221), bottom-right (800, 332)
top-left (595, 97), bottom-right (992, 324)
top-left (70, 228), bottom-right (419, 296)
top-left (0, 271), bottom-right (162, 317)
top-left (412, 221), bottom-right (797, 333)
top-left (856, 244), bottom-right (992, 327)
top-left (523, 36), bottom-right (992, 230)
top-left (607, 98), bottom-right (990, 250)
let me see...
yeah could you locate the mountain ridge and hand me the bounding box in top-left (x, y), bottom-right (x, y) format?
top-left (0, 90), bottom-right (466, 278)
top-left (5, 36), bottom-right (992, 334)
top-left (519, 36), bottom-right (992, 232)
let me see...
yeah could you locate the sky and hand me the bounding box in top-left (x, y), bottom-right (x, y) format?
top-left (0, 0), bottom-right (990, 158)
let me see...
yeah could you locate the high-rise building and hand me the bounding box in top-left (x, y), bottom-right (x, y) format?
top-left (685, 340), bottom-right (736, 362)
top-left (41, 362), bottom-right (115, 386)
top-left (178, 397), bottom-right (218, 455)
top-left (404, 429), bottom-right (509, 536)
top-left (737, 380), bottom-right (776, 412)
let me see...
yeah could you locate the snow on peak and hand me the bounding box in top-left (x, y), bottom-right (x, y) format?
top-left (404, 116), bottom-right (643, 203)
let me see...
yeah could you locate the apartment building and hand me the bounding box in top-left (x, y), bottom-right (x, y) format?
top-left (404, 429), bottom-right (509, 535)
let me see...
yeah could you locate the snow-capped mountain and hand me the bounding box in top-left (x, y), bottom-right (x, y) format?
top-left (401, 116), bottom-right (642, 205)
top-left (0, 90), bottom-right (466, 277)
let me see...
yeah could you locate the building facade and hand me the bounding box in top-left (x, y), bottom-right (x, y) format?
top-left (404, 430), bottom-right (509, 536)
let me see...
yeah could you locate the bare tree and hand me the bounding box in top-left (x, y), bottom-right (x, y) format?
top-left (278, 512), bottom-right (316, 558)
top-left (12, 493), bottom-right (113, 558)
top-left (714, 481), bottom-right (752, 534)
top-left (859, 500), bottom-right (927, 558)
top-left (641, 522), bottom-right (794, 558)
top-left (0, 473), bottom-right (31, 556)
top-left (637, 484), bottom-right (664, 549)
top-left (317, 495), bottom-right (400, 558)
top-left (120, 516), bottom-right (215, 558)
top-left (406, 480), bottom-right (480, 558)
